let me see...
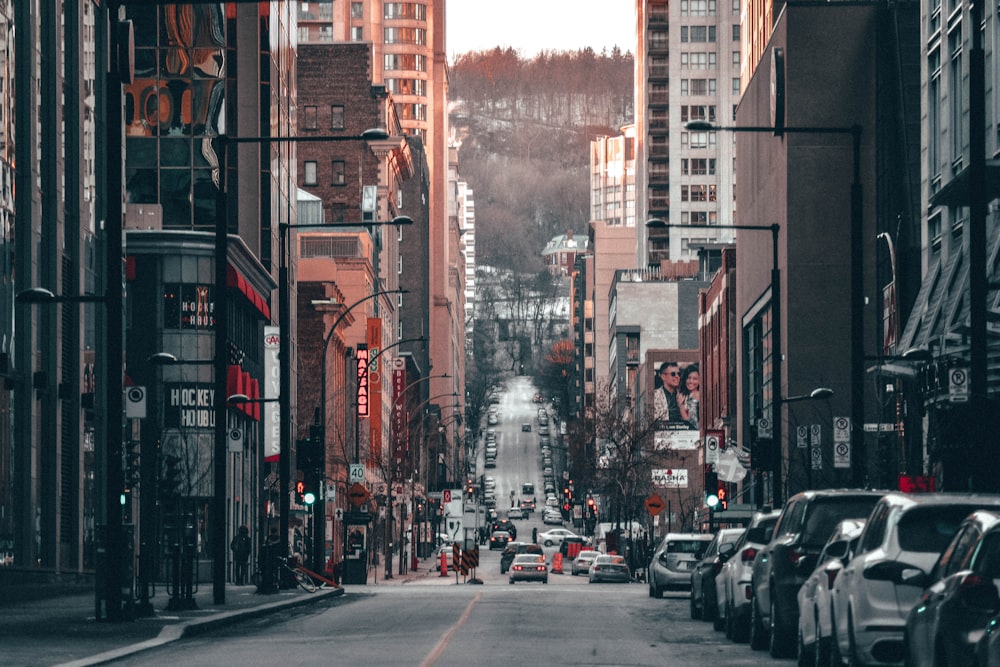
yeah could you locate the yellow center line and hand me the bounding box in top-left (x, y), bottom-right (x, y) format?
top-left (418, 591), bottom-right (483, 667)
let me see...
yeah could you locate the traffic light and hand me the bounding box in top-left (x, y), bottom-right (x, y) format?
top-left (301, 470), bottom-right (317, 505)
top-left (125, 440), bottom-right (141, 488)
top-left (295, 478), bottom-right (306, 504)
top-left (586, 497), bottom-right (597, 519)
top-left (561, 501), bottom-right (571, 520)
top-left (160, 454), bottom-right (183, 501)
top-left (704, 469), bottom-right (720, 509)
top-left (466, 482), bottom-right (475, 500)
top-left (716, 484), bottom-right (728, 511)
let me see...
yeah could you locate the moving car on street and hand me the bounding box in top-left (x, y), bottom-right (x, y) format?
top-left (538, 528), bottom-right (579, 547)
top-left (589, 554), bottom-right (631, 583)
top-left (509, 554), bottom-right (548, 584)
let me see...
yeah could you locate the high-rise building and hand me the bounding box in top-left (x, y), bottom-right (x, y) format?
top-left (635, 0), bottom-right (741, 267)
top-left (297, 1), bottom-right (461, 463)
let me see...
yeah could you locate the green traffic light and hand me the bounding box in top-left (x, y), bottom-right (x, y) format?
top-left (303, 492), bottom-right (316, 505)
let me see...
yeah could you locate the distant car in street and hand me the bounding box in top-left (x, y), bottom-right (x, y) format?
top-left (509, 554), bottom-right (548, 584)
top-left (572, 550), bottom-right (601, 576)
top-left (500, 542), bottom-right (545, 573)
top-left (589, 554), bottom-right (631, 583)
top-left (542, 509), bottom-right (563, 526)
top-left (648, 532), bottom-right (713, 597)
top-left (521, 423), bottom-right (531, 432)
top-left (489, 530), bottom-right (512, 550)
top-left (690, 527), bottom-right (745, 625)
top-left (539, 528), bottom-right (578, 547)
top-left (507, 507), bottom-right (526, 520)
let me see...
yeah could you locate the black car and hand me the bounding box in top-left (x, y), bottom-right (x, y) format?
top-left (500, 542), bottom-right (545, 573)
top-left (491, 518), bottom-right (518, 541)
top-left (690, 527), bottom-right (745, 627)
top-left (489, 530), bottom-right (512, 550)
top-left (749, 489), bottom-right (884, 658)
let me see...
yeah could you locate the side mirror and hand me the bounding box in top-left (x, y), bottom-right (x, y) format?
top-left (719, 542), bottom-right (736, 558)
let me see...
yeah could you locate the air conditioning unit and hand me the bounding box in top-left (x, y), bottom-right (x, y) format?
top-left (124, 204), bottom-right (162, 230)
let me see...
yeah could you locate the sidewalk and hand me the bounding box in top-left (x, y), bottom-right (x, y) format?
top-left (1, 557), bottom-right (442, 667)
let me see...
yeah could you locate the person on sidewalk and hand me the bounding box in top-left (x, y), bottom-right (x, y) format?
top-left (231, 525), bottom-right (251, 585)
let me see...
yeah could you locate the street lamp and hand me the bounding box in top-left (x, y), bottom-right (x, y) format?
top-left (684, 119), bottom-right (865, 490)
top-left (317, 288), bottom-right (407, 578)
top-left (647, 218), bottom-right (784, 506)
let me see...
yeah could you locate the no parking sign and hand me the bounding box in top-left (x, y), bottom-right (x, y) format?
top-left (949, 367), bottom-right (969, 403)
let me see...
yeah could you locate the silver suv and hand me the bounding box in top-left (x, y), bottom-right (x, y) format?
top-left (648, 532), bottom-right (713, 597)
top-left (716, 508), bottom-right (781, 642)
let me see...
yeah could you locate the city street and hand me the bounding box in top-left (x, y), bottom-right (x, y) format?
top-left (110, 583), bottom-right (783, 666)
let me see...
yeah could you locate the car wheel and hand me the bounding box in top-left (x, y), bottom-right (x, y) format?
top-left (713, 596), bottom-right (726, 631)
top-left (771, 595), bottom-right (794, 659)
top-left (749, 595), bottom-right (768, 651)
top-left (509, 579), bottom-right (514, 584)
top-left (798, 624), bottom-right (813, 667)
top-left (816, 625), bottom-right (831, 667)
top-left (544, 540), bottom-right (553, 547)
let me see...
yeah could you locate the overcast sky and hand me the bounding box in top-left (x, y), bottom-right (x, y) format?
top-left (446, 0), bottom-right (636, 61)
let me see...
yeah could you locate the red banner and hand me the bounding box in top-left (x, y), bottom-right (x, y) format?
top-left (367, 318), bottom-right (382, 465)
top-left (392, 363), bottom-right (407, 478)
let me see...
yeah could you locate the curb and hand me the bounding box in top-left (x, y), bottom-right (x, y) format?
top-left (54, 588), bottom-right (344, 667)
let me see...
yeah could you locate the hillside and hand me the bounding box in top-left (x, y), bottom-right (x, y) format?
top-left (449, 47), bottom-right (634, 272)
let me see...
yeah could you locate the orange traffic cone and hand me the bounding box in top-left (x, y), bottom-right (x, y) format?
top-left (439, 550), bottom-right (449, 577)
top-left (552, 552), bottom-right (563, 574)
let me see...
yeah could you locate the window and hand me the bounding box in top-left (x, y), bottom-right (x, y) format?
top-left (303, 106), bottom-right (318, 130)
top-left (732, 77), bottom-right (740, 95)
top-left (384, 27), bottom-right (426, 45)
top-left (351, 26), bottom-right (363, 41)
top-left (330, 105), bottom-right (344, 129)
top-left (948, 26), bottom-right (963, 164)
top-left (681, 105), bottom-right (715, 122)
top-left (683, 25), bottom-right (716, 43)
top-left (649, 30), bottom-right (669, 49)
top-left (732, 51), bottom-right (740, 66)
top-left (351, 2), bottom-right (363, 18)
top-left (331, 160), bottom-right (345, 186)
top-left (681, 52), bottom-right (717, 69)
top-left (304, 161), bottom-right (318, 186)
top-left (384, 3), bottom-right (426, 20)
top-left (385, 53), bottom-right (427, 71)
top-left (732, 24), bottom-right (740, 41)
top-left (681, 0), bottom-right (716, 15)
top-left (929, 47), bottom-right (941, 181)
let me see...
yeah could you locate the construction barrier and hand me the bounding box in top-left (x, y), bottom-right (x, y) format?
top-left (552, 552), bottom-right (563, 574)
top-left (439, 550), bottom-right (449, 577)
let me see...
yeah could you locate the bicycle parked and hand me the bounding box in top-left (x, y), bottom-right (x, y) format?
top-left (252, 555), bottom-right (338, 593)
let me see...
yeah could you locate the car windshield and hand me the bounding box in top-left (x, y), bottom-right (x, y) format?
top-left (666, 539), bottom-right (707, 553)
top-left (596, 555), bottom-right (625, 565)
top-left (897, 505), bottom-right (990, 553)
top-left (577, 550), bottom-right (600, 560)
top-left (802, 497), bottom-right (880, 547)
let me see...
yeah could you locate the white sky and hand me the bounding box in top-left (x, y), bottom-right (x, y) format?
top-left (446, 0), bottom-right (636, 61)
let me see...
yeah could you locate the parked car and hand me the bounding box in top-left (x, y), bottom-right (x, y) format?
top-left (717, 508), bottom-right (781, 643)
top-left (521, 482), bottom-right (535, 495)
top-left (500, 542), bottom-right (545, 573)
top-left (905, 509), bottom-right (1000, 667)
top-left (509, 554), bottom-right (548, 584)
top-left (690, 527), bottom-right (745, 625)
top-left (489, 530), bottom-right (512, 550)
top-left (572, 550), bottom-right (602, 576)
top-left (648, 532), bottom-right (714, 597)
top-left (796, 518), bottom-right (867, 666)
top-left (487, 413), bottom-right (498, 425)
top-left (833, 493), bottom-right (1000, 667)
top-left (589, 554), bottom-right (631, 583)
top-left (538, 528), bottom-right (578, 547)
top-left (750, 489), bottom-right (884, 658)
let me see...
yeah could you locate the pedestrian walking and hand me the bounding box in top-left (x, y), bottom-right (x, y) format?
top-left (230, 524), bottom-right (251, 585)
top-left (532, 526), bottom-right (538, 544)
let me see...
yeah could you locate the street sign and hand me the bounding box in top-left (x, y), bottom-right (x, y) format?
top-left (334, 507), bottom-right (344, 521)
top-left (797, 426), bottom-right (809, 449)
top-left (833, 442), bottom-right (851, 469)
top-left (705, 431), bottom-right (721, 464)
top-left (757, 417), bottom-right (772, 440)
top-left (349, 464), bottom-right (365, 483)
top-left (645, 493), bottom-right (665, 516)
top-left (949, 367), bottom-right (969, 403)
top-left (863, 423), bottom-right (897, 432)
top-left (833, 416), bottom-right (851, 443)
top-left (442, 489), bottom-right (452, 503)
top-left (347, 482), bottom-right (370, 507)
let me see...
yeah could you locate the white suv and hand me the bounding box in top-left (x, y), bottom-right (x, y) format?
top-left (716, 508), bottom-right (781, 642)
top-left (831, 493), bottom-right (1000, 666)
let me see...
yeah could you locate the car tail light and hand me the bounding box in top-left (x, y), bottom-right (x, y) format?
top-left (512, 565), bottom-right (522, 571)
top-left (741, 547), bottom-right (757, 564)
top-left (788, 547), bottom-right (805, 566)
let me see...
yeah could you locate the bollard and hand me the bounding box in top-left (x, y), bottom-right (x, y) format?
top-left (439, 550), bottom-right (448, 577)
top-left (552, 552), bottom-right (563, 574)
